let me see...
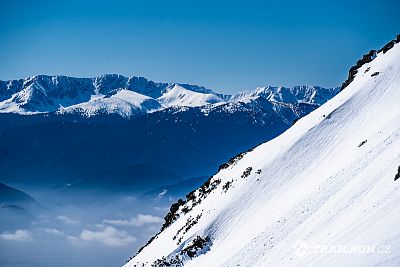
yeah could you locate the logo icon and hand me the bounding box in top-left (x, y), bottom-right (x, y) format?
top-left (293, 240), bottom-right (309, 258)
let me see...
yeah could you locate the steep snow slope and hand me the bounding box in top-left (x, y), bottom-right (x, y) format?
top-left (125, 42), bottom-right (400, 266)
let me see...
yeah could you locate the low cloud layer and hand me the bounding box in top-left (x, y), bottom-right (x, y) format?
top-left (103, 213), bottom-right (162, 227)
top-left (57, 215), bottom-right (80, 225)
top-left (43, 228), bottom-right (64, 236)
top-left (68, 226), bottom-right (136, 247)
top-left (0, 229), bottom-right (32, 242)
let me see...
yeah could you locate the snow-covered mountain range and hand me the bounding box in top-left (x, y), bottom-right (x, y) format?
top-left (124, 37), bottom-right (400, 266)
top-left (0, 75), bottom-right (339, 194)
top-left (0, 74), bottom-right (337, 118)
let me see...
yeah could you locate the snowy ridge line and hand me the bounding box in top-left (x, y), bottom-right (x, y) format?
top-left (341, 34), bottom-right (400, 91)
top-left (126, 144), bottom-right (258, 264)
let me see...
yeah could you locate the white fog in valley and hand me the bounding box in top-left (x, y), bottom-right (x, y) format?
top-left (0, 188), bottom-right (172, 267)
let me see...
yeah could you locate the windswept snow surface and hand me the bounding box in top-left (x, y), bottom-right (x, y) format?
top-left (125, 44), bottom-right (400, 266)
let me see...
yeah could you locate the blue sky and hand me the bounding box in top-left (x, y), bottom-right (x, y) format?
top-left (0, 0), bottom-right (399, 93)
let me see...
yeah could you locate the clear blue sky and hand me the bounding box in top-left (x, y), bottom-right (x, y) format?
top-left (0, 0), bottom-right (399, 94)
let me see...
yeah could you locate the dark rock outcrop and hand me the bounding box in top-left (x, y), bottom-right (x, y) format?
top-left (341, 34), bottom-right (400, 91)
